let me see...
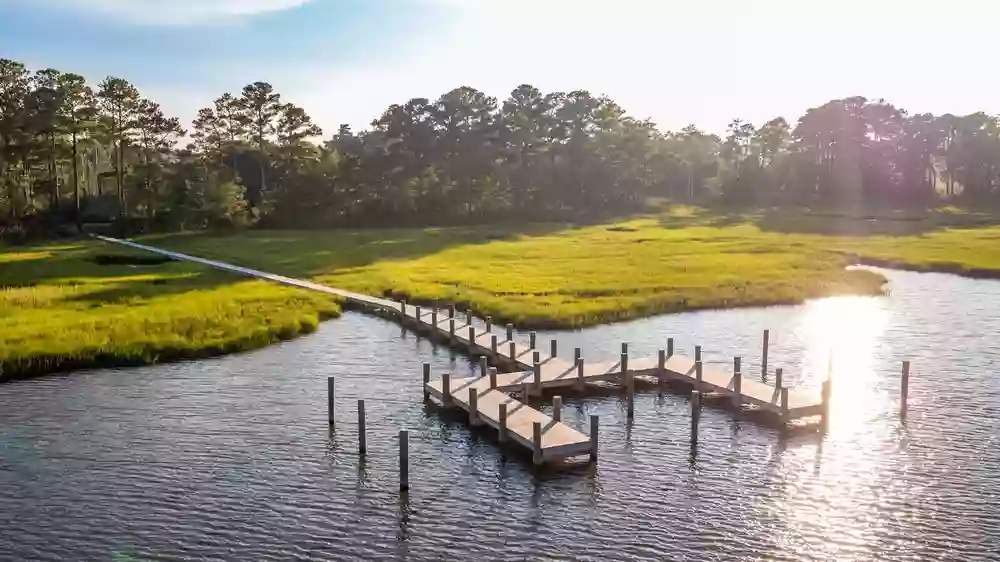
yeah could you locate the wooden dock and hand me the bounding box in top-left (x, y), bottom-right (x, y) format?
top-left (95, 235), bottom-right (830, 466)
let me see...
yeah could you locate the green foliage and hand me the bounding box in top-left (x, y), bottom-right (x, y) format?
top-left (0, 241), bottom-right (340, 380)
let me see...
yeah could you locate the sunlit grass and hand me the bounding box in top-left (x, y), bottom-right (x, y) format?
top-left (0, 242), bottom-right (340, 380)
top-left (10, 206), bottom-right (1000, 379)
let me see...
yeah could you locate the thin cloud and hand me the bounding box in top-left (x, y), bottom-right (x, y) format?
top-left (29, 0), bottom-right (317, 25)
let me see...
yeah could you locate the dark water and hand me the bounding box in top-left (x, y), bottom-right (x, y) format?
top-left (2, 268), bottom-right (999, 561)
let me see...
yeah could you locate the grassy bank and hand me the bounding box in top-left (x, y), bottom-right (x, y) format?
top-left (10, 206), bottom-right (1000, 380)
top-left (0, 242), bottom-right (340, 380)
top-left (150, 209), bottom-right (889, 328)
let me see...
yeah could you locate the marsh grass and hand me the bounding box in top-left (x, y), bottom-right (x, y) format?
top-left (9, 206), bottom-right (1000, 379)
top-left (0, 242), bottom-right (340, 380)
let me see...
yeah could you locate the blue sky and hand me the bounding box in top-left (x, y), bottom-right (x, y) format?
top-left (2, 0), bottom-right (999, 137)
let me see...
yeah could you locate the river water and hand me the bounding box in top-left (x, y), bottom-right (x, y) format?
top-left (1, 268), bottom-right (998, 561)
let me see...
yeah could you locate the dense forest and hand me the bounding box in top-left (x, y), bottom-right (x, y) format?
top-left (3, 57), bottom-right (1000, 240)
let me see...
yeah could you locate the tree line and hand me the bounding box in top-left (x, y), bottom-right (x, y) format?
top-left (3, 57), bottom-right (1000, 240)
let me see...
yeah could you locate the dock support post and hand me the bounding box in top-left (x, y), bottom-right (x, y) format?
top-left (489, 367), bottom-right (497, 389)
top-left (550, 339), bottom-right (557, 358)
top-left (900, 360), bottom-right (910, 420)
top-left (621, 342), bottom-right (628, 356)
top-left (780, 387), bottom-right (789, 424)
top-left (533, 350), bottom-right (540, 365)
top-left (658, 349), bottom-right (666, 391)
top-left (553, 396), bottom-right (563, 423)
top-left (449, 319), bottom-right (455, 338)
top-left (509, 341), bottom-right (516, 362)
top-left (491, 334), bottom-right (498, 356)
top-left (486, 316), bottom-right (492, 333)
top-left (694, 345), bottom-right (703, 390)
top-left (415, 306), bottom-right (422, 325)
top-left (620, 352), bottom-right (628, 385)
top-left (732, 357), bottom-right (742, 408)
top-left (522, 382), bottom-right (531, 401)
top-left (421, 364), bottom-right (430, 401)
top-left (469, 388), bottom-right (479, 426)
top-left (480, 356), bottom-right (488, 377)
top-left (449, 305), bottom-right (455, 319)
top-left (466, 309), bottom-right (472, 326)
top-left (506, 323), bottom-right (513, 341)
top-left (626, 372), bottom-right (635, 420)
top-left (576, 357), bottom-right (585, 391)
top-left (667, 338), bottom-right (674, 358)
top-left (529, 331), bottom-right (536, 349)
top-left (821, 379), bottom-right (832, 427)
top-left (532, 422), bottom-right (543, 465)
top-left (468, 326), bottom-right (476, 351)
top-left (327, 376), bottom-right (335, 425)
top-left (498, 403), bottom-right (508, 442)
top-left (589, 415), bottom-right (599, 462)
top-left (533, 361), bottom-right (542, 395)
top-left (432, 307), bottom-right (438, 328)
top-left (358, 399), bottom-right (367, 455)
top-left (775, 367), bottom-right (783, 389)
top-left (574, 347), bottom-right (581, 364)
top-left (690, 391), bottom-right (701, 446)
top-left (401, 300), bottom-right (407, 318)
top-left (442, 373), bottom-right (451, 405)
top-left (398, 430), bottom-right (409, 491)
top-left (762, 329), bottom-right (769, 380)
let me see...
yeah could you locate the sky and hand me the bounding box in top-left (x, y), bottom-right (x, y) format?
top-left (1, 0), bottom-right (999, 137)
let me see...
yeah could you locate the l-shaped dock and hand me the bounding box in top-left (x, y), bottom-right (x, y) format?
top-left (94, 234), bottom-right (831, 466)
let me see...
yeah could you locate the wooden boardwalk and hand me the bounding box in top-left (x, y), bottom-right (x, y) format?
top-left (95, 234), bottom-right (830, 465)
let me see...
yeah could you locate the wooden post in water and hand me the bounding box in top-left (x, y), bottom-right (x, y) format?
top-left (626, 372), bottom-right (635, 420)
top-left (690, 391), bottom-right (701, 446)
top-left (469, 388), bottom-right (479, 426)
top-left (667, 337), bottom-right (674, 358)
top-left (399, 429), bottom-right (409, 490)
top-left (576, 356), bottom-right (585, 391)
top-left (486, 315), bottom-right (492, 333)
top-left (553, 395), bottom-right (563, 423)
top-left (522, 382), bottom-right (531, 401)
top-left (422, 363), bottom-right (430, 401)
top-left (620, 352), bottom-right (628, 385)
top-left (589, 415), bottom-right (599, 462)
top-left (449, 318), bottom-right (456, 339)
top-left (532, 422), bottom-right (543, 465)
top-left (431, 307), bottom-right (438, 328)
top-left (621, 342), bottom-right (628, 356)
top-left (550, 339), bottom-right (558, 358)
top-left (533, 361), bottom-right (542, 395)
top-left (733, 356), bottom-right (742, 408)
top-left (533, 350), bottom-right (540, 365)
top-left (479, 356), bottom-right (488, 377)
top-left (762, 329), bottom-right (770, 380)
top-left (780, 387), bottom-right (789, 424)
top-left (509, 341), bottom-right (516, 362)
top-left (498, 403), bottom-right (508, 442)
top-left (468, 326), bottom-right (475, 351)
top-left (694, 345), bottom-right (703, 390)
top-left (466, 309), bottom-right (472, 325)
top-left (358, 399), bottom-right (367, 455)
top-left (529, 331), bottom-right (537, 349)
top-left (491, 334), bottom-right (498, 356)
top-left (657, 349), bottom-right (666, 391)
top-left (449, 305), bottom-right (455, 319)
top-left (574, 347), bottom-right (581, 364)
top-left (900, 360), bottom-right (910, 420)
top-left (821, 379), bottom-right (832, 427)
top-left (506, 323), bottom-right (513, 341)
top-left (775, 367), bottom-right (783, 389)
top-left (442, 373), bottom-right (451, 405)
top-left (489, 367), bottom-right (497, 389)
top-left (415, 306), bottom-right (422, 325)
top-left (327, 377), bottom-right (335, 425)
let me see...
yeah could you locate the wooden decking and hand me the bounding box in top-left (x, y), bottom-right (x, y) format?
top-left (95, 235), bottom-right (830, 466)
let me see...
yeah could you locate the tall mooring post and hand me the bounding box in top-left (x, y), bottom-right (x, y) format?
top-left (327, 377), bottom-right (336, 426)
top-left (761, 329), bottom-right (770, 380)
top-left (900, 360), bottom-right (911, 420)
top-left (398, 430), bottom-right (409, 491)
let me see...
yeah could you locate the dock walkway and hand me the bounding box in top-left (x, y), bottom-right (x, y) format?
top-left (95, 235), bottom-right (828, 465)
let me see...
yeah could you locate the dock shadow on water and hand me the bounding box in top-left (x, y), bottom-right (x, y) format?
top-left (1, 268), bottom-right (999, 560)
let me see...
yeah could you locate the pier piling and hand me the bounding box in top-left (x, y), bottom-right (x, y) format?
top-left (590, 415), bottom-right (599, 462)
top-left (532, 422), bottom-right (543, 465)
top-left (498, 403), bottom-right (508, 442)
top-left (327, 376), bottom-right (335, 426)
top-left (358, 399), bottom-right (367, 455)
top-left (690, 391), bottom-right (701, 446)
top-left (469, 387), bottom-right (479, 426)
top-left (399, 430), bottom-right (409, 490)
top-left (901, 360), bottom-right (910, 420)
top-left (762, 329), bottom-right (769, 380)
top-left (421, 363), bottom-right (430, 401)
top-left (553, 396), bottom-right (563, 423)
